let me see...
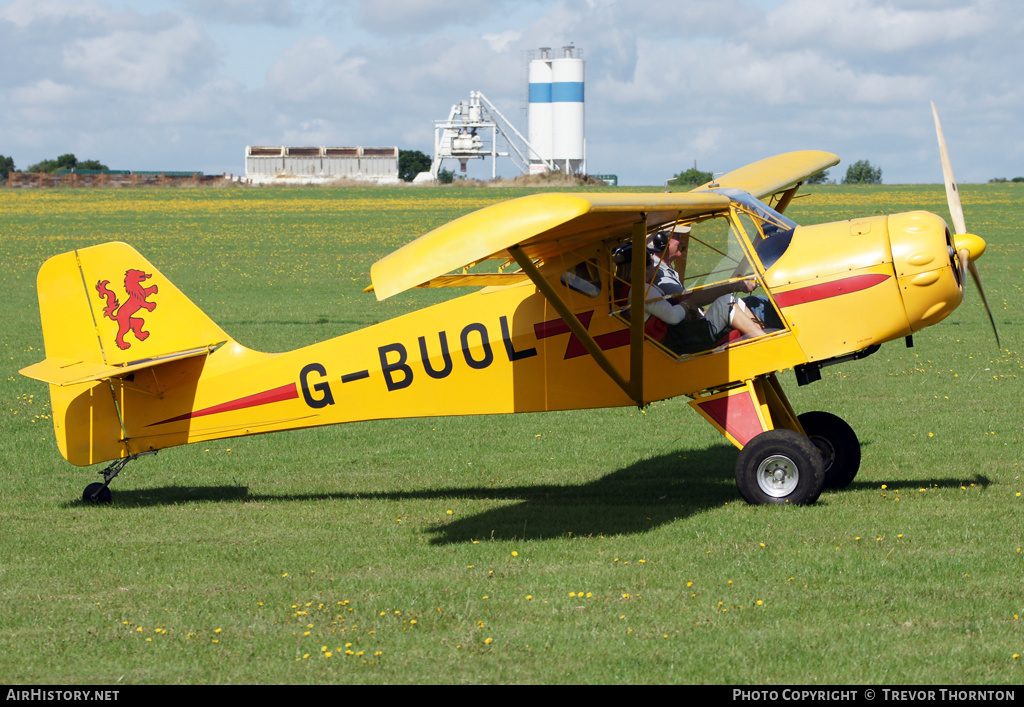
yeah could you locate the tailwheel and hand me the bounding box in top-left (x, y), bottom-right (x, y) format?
top-left (798, 411), bottom-right (861, 491)
top-left (78, 451), bottom-right (157, 505)
top-left (735, 429), bottom-right (825, 505)
top-left (82, 482), bottom-right (112, 504)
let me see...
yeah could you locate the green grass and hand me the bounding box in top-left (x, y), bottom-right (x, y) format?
top-left (1, 183), bottom-right (1022, 684)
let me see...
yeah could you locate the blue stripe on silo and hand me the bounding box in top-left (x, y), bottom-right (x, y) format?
top-left (552, 82), bottom-right (584, 102)
top-left (529, 83), bottom-right (552, 103)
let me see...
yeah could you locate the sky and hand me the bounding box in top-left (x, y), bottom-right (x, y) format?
top-left (2, 0), bottom-right (1022, 186)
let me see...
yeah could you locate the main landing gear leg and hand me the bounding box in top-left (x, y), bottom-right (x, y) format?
top-left (81, 451), bottom-right (157, 504)
top-left (690, 375), bottom-right (861, 505)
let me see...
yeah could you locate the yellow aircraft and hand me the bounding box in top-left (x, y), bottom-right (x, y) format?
top-left (21, 104), bottom-right (998, 506)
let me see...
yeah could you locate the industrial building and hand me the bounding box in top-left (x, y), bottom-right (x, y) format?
top-left (244, 146), bottom-right (399, 184)
top-left (424, 45), bottom-right (585, 180)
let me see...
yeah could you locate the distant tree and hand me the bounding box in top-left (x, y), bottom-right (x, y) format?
top-left (806, 169), bottom-right (830, 185)
top-left (25, 153), bottom-right (108, 173)
top-left (26, 158), bottom-right (59, 173)
top-left (990, 176), bottom-right (1024, 183)
top-left (843, 160), bottom-right (882, 185)
top-left (0, 155), bottom-right (14, 181)
top-left (398, 149), bottom-right (432, 182)
top-left (76, 159), bottom-right (109, 171)
top-left (437, 168), bottom-right (455, 184)
top-left (27, 153), bottom-right (75, 173)
top-left (667, 165), bottom-right (713, 187)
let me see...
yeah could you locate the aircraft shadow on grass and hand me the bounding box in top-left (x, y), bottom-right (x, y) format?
top-left (82, 447), bottom-right (991, 545)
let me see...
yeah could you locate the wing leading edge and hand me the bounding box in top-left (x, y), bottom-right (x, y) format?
top-left (694, 150), bottom-right (839, 200)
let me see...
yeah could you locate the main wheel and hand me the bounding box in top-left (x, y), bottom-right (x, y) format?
top-left (82, 482), bottom-right (112, 504)
top-left (735, 429), bottom-right (825, 505)
top-left (798, 411), bottom-right (861, 491)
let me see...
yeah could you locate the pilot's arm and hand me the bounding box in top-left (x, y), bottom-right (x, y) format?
top-left (646, 294), bottom-right (689, 325)
top-left (683, 279), bottom-right (757, 308)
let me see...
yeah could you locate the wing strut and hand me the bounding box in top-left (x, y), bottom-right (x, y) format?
top-left (772, 185), bottom-right (800, 214)
top-left (508, 217), bottom-right (647, 406)
top-left (628, 218), bottom-right (646, 404)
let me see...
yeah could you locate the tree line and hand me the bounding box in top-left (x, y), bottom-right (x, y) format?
top-left (1, 153), bottom-right (109, 181)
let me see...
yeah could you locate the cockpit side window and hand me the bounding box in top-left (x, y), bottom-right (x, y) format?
top-left (681, 215), bottom-right (754, 292)
top-left (607, 213), bottom-right (787, 359)
top-left (560, 259), bottom-right (602, 298)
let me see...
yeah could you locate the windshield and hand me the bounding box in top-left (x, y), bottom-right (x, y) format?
top-left (710, 188), bottom-right (797, 270)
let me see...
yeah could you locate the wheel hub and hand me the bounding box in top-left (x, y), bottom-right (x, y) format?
top-left (809, 435), bottom-right (836, 472)
top-left (756, 454), bottom-right (799, 498)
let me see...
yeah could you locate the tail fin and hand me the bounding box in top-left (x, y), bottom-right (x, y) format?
top-left (20, 242), bottom-right (232, 464)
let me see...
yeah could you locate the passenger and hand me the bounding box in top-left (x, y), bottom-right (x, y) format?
top-left (624, 250), bottom-right (689, 347)
top-left (627, 250), bottom-right (766, 354)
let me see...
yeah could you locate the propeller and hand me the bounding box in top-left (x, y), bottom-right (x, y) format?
top-left (930, 101), bottom-right (1000, 348)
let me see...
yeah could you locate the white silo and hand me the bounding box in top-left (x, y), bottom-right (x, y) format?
top-left (551, 46), bottom-right (585, 174)
top-left (527, 48), bottom-right (553, 173)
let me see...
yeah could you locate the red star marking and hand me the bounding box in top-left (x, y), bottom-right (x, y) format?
top-left (534, 310), bottom-right (631, 359)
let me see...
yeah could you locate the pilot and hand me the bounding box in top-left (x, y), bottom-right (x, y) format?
top-left (653, 225), bottom-right (785, 331)
top-left (650, 225), bottom-right (757, 303)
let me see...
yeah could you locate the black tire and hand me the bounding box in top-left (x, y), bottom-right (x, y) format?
top-left (82, 482), bottom-right (112, 504)
top-left (735, 429), bottom-right (825, 505)
top-left (798, 411), bottom-right (861, 491)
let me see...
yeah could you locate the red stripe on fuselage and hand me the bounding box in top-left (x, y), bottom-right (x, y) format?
top-left (151, 383), bottom-right (299, 425)
top-left (774, 274), bottom-right (890, 308)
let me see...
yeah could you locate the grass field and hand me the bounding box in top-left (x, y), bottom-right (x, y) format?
top-left (1, 183), bottom-right (1021, 685)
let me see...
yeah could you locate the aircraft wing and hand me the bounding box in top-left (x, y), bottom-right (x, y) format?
top-left (693, 150), bottom-right (839, 200)
top-left (370, 191), bottom-right (731, 300)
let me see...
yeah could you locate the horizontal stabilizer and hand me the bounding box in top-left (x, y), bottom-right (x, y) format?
top-left (20, 346), bottom-right (216, 386)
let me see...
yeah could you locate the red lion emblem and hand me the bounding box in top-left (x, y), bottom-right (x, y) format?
top-left (95, 270), bottom-right (159, 350)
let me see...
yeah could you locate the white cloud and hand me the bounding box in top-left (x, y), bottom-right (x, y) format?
top-left (0, 0), bottom-right (111, 28)
top-left (63, 16), bottom-right (217, 93)
top-left (179, 0), bottom-right (299, 26)
top-left (265, 36), bottom-right (371, 103)
top-left (351, 0), bottom-right (527, 35)
top-left (759, 0), bottom-right (994, 53)
top-left (11, 78), bottom-right (82, 107)
top-left (483, 30), bottom-right (522, 53)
